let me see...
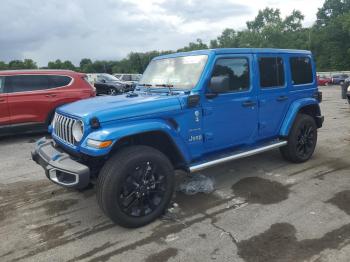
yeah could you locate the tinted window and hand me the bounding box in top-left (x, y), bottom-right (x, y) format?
top-left (290, 57), bottom-right (313, 85)
top-left (259, 57), bottom-right (285, 88)
top-left (211, 58), bottom-right (250, 93)
top-left (0, 77), bottom-right (4, 93)
top-left (5, 75), bottom-right (50, 93)
top-left (48, 75), bottom-right (71, 88)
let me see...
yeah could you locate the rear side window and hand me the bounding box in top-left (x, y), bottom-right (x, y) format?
top-left (48, 75), bottom-right (72, 88)
top-left (5, 75), bottom-right (50, 93)
top-left (259, 57), bottom-right (285, 88)
top-left (290, 57), bottom-right (313, 85)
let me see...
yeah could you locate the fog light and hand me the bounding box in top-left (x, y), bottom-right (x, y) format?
top-left (87, 139), bottom-right (113, 149)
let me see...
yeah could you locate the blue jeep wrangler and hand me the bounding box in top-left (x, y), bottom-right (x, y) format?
top-left (32, 48), bottom-right (324, 227)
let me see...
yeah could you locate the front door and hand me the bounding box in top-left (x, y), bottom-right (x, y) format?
top-left (257, 55), bottom-right (290, 139)
top-left (202, 55), bottom-right (258, 153)
top-left (0, 76), bottom-right (10, 126)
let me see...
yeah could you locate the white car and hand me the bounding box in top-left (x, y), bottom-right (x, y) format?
top-left (114, 73), bottom-right (142, 85)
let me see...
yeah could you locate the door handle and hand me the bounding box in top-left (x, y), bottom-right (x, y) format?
top-left (276, 95), bottom-right (288, 102)
top-left (242, 100), bottom-right (256, 107)
top-left (0, 98), bottom-right (5, 102)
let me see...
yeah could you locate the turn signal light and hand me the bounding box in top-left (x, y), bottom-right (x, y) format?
top-left (87, 139), bottom-right (113, 149)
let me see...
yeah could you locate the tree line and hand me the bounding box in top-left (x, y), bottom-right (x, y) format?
top-left (1, 0), bottom-right (349, 73)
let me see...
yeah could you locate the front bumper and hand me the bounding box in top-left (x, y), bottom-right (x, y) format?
top-left (31, 137), bottom-right (90, 189)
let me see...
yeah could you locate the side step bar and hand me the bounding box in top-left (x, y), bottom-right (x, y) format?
top-left (189, 140), bottom-right (287, 173)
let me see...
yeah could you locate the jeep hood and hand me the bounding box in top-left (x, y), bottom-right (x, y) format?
top-left (57, 93), bottom-right (183, 123)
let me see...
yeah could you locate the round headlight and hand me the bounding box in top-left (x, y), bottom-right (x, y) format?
top-left (72, 120), bottom-right (84, 142)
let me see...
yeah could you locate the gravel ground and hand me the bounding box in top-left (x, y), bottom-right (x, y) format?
top-left (0, 86), bottom-right (349, 262)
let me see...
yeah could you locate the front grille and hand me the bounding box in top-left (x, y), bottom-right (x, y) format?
top-left (53, 113), bottom-right (77, 145)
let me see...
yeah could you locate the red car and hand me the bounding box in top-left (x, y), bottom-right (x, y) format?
top-left (0, 70), bottom-right (95, 135)
top-left (317, 76), bottom-right (331, 86)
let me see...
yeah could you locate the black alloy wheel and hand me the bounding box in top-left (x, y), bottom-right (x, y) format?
top-left (280, 114), bottom-right (318, 163)
top-left (295, 123), bottom-right (316, 159)
top-left (118, 161), bottom-right (166, 217)
top-left (96, 145), bottom-right (174, 228)
top-left (108, 88), bottom-right (117, 95)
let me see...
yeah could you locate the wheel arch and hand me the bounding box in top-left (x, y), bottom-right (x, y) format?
top-left (280, 98), bottom-right (322, 137)
top-left (82, 119), bottom-right (191, 168)
top-left (111, 130), bottom-right (188, 169)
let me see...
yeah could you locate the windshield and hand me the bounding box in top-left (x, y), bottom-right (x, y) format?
top-left (100, 74), bottom-right (119, 81)
top-left (139, 55), bottom-right (208, 90)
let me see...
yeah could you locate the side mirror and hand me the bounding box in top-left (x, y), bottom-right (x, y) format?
top-left (206, 75), bottom-right (230, 98)
top-left (101, 79), bottom-right (106, 83)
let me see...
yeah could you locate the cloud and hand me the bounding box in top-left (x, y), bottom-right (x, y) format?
top-left (157, 0), bottom-right (251, 21)
top-left (0, 0), bottom-right (323, 66)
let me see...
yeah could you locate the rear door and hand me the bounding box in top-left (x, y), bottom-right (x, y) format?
top-left (288, 55), bottom-right (316, 104)
top-left (257, 54), bottom-right (290, 139)
top-left (0, 76), bottom-right (10, 126)
top-left (6, 75), bottom-right (58, 124)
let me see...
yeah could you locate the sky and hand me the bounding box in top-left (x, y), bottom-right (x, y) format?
top-left (0, 0), bottom-right (324, 66)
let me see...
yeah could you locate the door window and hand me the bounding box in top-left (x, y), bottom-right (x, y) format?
top-left (259, 57), bottom-right (285, 88)
top-left (211, 57), bottom-right (250, 93)
top-left (5, 75), bottom-right (50, 93)
top-left (290, 57), bottom-right (313, 85)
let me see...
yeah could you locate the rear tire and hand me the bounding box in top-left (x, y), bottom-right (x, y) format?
top-left (280, 114), bottom-right (318, 163)
top-left (96, 145), bottom-right (174, 228)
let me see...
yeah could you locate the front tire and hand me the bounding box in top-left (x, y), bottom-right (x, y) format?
top-left (280, 114), bottom-right (318, 163)
top-left (96, 146), bottom-right (174, 228)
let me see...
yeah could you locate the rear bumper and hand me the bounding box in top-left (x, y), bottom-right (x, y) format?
top-left (31, 137), bottom-right (90, 189)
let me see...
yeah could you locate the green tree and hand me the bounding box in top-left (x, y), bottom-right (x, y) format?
top-left (177, 39), bottom-right (208, 52)
top-left (8, 60), bottom-right (25, 70)
top-left (23, 59), bottom-right (37, 69)
top-left (316, 0), bottom-right (350, 26)
top-left (0, 61), bottom-right (7, 70)
top-left (79, 58), bottom-right (93, 72)
top-left (210, 29), bottom-right (239, 48)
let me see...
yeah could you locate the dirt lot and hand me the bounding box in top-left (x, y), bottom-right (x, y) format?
top-left (0, 86), bottom-right (350, 262)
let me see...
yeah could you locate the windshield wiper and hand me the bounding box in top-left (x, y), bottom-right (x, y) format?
top-left (155, 84), bottom-right (174, 95)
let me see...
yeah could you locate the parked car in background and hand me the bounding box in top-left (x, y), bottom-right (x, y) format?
top-left (331, 74), bottom-right (348, 85)
top-left (114, 73), bottom-right (142, 86)
top-left (0, 70), bottom-right (95, 135)
top-left (317, 75), bottom-right (331, 86)
top-left (93, 74), bottom-right (133, 95)
top-left (342, 77), bottom-right (350, 100)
